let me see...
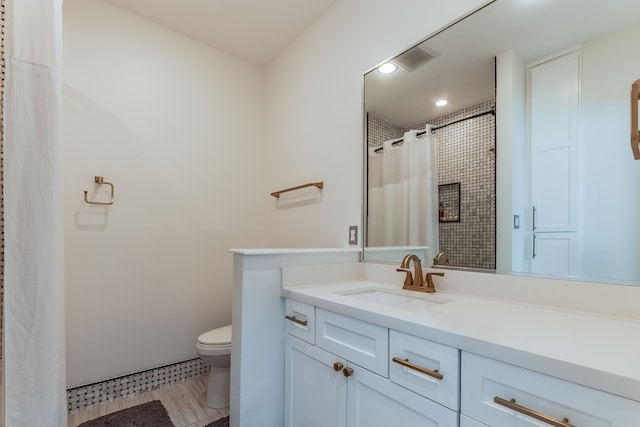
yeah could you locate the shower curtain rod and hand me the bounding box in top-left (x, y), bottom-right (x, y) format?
top-left (373, 109), bottom-right (495, 153)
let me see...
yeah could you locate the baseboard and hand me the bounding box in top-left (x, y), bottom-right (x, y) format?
top-left (67, 358), bottom-right (209, 412)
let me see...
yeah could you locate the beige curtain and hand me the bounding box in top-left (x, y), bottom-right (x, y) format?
top-left (3, 0), bottom-right (66, 425)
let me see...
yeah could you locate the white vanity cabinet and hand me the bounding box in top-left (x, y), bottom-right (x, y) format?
top-left (460, 414), bottom-right (488, 427)
top-left (346, 365), bottom-right (458, 427)
top-left (315, 308), bottom-right (389, 377)
top-left (389, 329), bottom-right (460, 411)
top-left (284, 301), bottom-right (460, 427)
top-left (461, 351), bottom-right (640, 426)
top-left (284, 297), bottom-right (640, 427)
top-left (284, 299), bottom-right (315, 344)
top-left (285, 334), bottom-right (347, 427)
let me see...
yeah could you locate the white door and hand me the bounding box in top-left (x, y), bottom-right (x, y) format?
top-left (528, 50), bottom-right (580, 274)
top-left (346, 364), bottom-right (458, 427)
top-left (531, 232), bottom-right (578, 276)
top-left (285, 334), bottom-right (347, 427)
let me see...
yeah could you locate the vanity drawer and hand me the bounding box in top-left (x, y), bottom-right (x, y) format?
top-left (285, 299), bottom-right (315, 344)
top-left (316, 308), bottom-right (388, 377)
top-left (389, 330), bottom-right (460, 411)
top-left (462, 351), bottom-right (640, 427)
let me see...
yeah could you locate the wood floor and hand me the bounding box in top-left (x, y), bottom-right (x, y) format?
top-left (67, 374), bottom-right (228, 427)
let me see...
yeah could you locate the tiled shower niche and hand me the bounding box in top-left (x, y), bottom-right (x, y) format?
top-left (366, 100), bottom-right (496, 270)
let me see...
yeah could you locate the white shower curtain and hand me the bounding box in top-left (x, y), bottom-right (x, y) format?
top-left (368, 127), bottom-right (439, 263)
top-left (4, 0), bottom-right (66, 425)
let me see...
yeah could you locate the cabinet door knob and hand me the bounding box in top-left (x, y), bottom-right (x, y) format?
top-left (333, 362), bottom-right (343, 372)
top-left (342, 367), bottom-right (353, 377)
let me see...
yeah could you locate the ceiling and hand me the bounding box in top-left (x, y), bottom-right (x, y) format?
top-left (105, 0), bottom-right (337, 66)
top-left (365, 0), bottom-right (640, 128)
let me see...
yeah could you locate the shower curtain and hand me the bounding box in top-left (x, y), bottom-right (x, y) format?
top-left (4, 0), bottom-right (66, 425)
top-left (368, 127), bottom-right (439, 263)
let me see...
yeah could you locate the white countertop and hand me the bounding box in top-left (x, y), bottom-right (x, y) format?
top-left (282, 277), bottom-right (640, 402)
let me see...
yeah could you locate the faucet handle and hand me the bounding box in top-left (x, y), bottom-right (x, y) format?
top-left (396, 267), bottom-right (413, 287)
top-left (424, 272), bottom-right (444, 293)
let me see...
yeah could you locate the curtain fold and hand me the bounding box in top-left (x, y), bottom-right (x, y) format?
top-left (4, 0), bottom-right (66, 425)
top-left (367, 127), bottom-right (439, 263)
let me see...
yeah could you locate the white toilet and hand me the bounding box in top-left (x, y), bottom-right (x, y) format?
top-left (196, 324), bottom-right (232, 408)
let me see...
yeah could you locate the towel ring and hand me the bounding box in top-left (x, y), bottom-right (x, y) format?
top-left (84, 176), bottom-right (114, 205)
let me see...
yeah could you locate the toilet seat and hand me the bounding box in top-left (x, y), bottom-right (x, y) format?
top-left (196, 325), bottom-right (232, 356)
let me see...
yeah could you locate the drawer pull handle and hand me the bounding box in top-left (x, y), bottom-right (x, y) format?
top-left (392, 357), bottom-right (443, 380)
top-left (333, 362), bottom-right (343, 372)
top-left (494, 397), bottom-right (575, 427)
top-left (285, 315), bottom-right (308, 327)
top-left (343, 367), bottom-right (353, 377)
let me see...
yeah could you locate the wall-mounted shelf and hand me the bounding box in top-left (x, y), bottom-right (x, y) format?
top-left (271, 182), bottom-right (324, 198)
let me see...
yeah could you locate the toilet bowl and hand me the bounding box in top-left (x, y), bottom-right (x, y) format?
top-left (196, 325), bottom-right (232, 408)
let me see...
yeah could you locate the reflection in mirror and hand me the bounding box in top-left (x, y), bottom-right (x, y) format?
top-left (363, 0), bottom-right (640, 286)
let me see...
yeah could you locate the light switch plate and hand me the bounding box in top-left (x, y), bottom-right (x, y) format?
top-left (348, 226), bottom-right (358, 245)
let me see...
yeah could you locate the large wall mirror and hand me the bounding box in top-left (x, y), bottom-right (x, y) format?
top-left (363, 0), bottom-right (640, 286)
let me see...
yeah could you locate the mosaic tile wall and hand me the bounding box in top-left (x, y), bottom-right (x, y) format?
top-left (409, 99), bottom-right (496, 270)
top-left (366, 100), bottom-right (496, 270)
top-left (367, 113), bottom-right (405, 147)
top-left (67, 358), bottom-right (209, 412)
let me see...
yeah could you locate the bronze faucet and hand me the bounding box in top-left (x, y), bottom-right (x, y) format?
top-left (433, 251), bottom-right (449, 266)
top-left (424, 272), bottom-right (445, 293)
top-left (396, 254), bottom-right (424, 288)
top-left (397, 254), bottom-right (445, 293)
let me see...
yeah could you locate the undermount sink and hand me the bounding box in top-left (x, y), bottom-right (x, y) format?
top-left (338, 287), bottom-right (451, 310)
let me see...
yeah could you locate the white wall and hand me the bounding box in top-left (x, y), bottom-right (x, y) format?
top-left (580, 23), bottom-right (640, 282)
top-left (264, 0), bottom-right (489, 247)
top-left (496, 50), bottom-right (526, 273)
top-left (63, 0), bottom-right (266, 387)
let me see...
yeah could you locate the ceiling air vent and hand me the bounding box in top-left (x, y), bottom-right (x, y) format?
top-left (394, 45), bottom-right (438, 72)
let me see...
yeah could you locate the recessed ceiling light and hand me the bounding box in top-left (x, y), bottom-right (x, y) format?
top-left (435, 99), bottom-right (448, 107)
top-left (378, 63), bottom-right (397, 74)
